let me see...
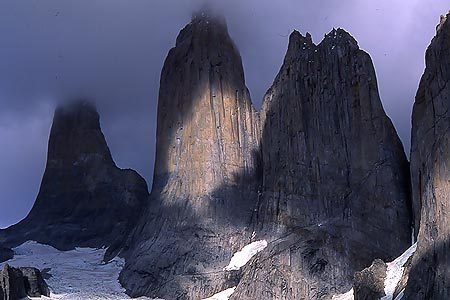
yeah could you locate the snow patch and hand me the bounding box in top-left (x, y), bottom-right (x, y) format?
top-left (224, 240), bottom-right (267, 271)
top-left (332, 243), bottom-right (417, 300)
top-left (331, 288), bottom-right (354, 300)
top-left (3, 241), bottom-right (161, 300)
top-left (202, 287), bottom-right (236, 300)
top-left (381, 243), bottom-right (417, 300)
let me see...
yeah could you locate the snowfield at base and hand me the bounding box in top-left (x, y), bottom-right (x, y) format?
top-left (2, 241), bottom-right (162, 300)
top-left (224, 240), bottom-right (267, 271)
top-left (381, 242), bottom-right (417, 300)
top-left (202, 287), bottom-right (236, 300)
top-left (331, 288), bottom-right (354, 300)
top-left (331, 243), bottom-right (418, 300)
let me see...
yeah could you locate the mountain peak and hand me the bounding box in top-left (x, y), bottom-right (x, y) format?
top-left (190, 6), bottom-right (227, 27)
top-left (437, 11), bottom-right (450, 33)
top-left (50, 100), bottom-right (113, 167)
top-left (1, 100), bottom-right (148, 252)
top-left (321, 27), bottom-right (359, 50)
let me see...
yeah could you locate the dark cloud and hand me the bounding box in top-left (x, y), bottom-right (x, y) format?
top-left (0, 0), bottom-right (448, 227)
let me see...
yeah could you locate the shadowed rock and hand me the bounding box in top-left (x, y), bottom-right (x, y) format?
top-left (406, 11), bottom-right (450, 299)
top-left (0, 264), bottom-right (50, 300)
top-left (232, 28), bottom-right (412, 299)
top-left (20, 267), bottom-right (50, 297)
top-left (353, 259), bottom-right (387, 300)
top-left (120, 10), bottom-right (261, 300)
top-left (0, 101), bottom-right (149, 252)
top-left (0, 264), bottom-right (27, 300)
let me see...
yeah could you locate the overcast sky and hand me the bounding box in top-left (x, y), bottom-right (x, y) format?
top-left (0, 0), bottom-right (448, 228)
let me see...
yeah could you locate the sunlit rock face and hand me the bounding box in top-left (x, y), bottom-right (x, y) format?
top-left (121, 11), bottom-right (260, 300)
top-left (232, 29), bottom-right (412, 299)
top-left (406, 12), bottom-right (450, 299)
top-left (0, 101), bottom-right (149, 251)
top-left (153, 12), bottom-right (260, 198)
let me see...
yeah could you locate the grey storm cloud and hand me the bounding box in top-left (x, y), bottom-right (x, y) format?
top-left (0, 0), bottom-right (448, 227)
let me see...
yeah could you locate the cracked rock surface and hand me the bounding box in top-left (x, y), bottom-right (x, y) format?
top-left (353, 259), bottom-right (387, 300)
top-left (406, 11), bottom-right (450, 300)
top-left (120, 11), bottom-right (260, 300)
top-left (232, 29), bottom-right (412, 299)
top-left (0, 264), bottom-right (50, 300)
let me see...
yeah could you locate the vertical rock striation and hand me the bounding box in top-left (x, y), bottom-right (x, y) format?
top-left (406, 11), bottom-right (450, 299)
top-left (120, 10), bottom-right (260, 300)
top-left (0, 101), bottom-right (149, 251)
top-left (0, 264), bottom-right (50, 300)
top-left (232, 29), bottom-right (412, 299)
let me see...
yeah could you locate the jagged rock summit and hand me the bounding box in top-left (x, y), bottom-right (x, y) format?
top-left (0, 101), bottom-right (149, 252)
top-left (231, 28), bottom-right (412, 299)
top-left (120, 15), bottom-right (413, 300)
top-left (1, 9), bottom-right (432, 300)
top-left (406, 11), bottom-right (450, 299)
top-left (120, 10), bottom-right (260, 300)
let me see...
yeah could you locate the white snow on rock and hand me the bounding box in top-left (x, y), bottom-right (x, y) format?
top-left (202, 287), bottom-right (236, 300)
top-left (331, 243), bottom-right (417, 300)
top-left (2, 241), bottom-right (161, 300)
top-left (224, 240), bottom-right (267, 271)
top-left (331, 288), bottom-right (354, 300)
top-left (381, 242), bottom-right (417, 300)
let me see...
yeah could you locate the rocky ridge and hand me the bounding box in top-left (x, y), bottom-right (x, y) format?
top-left (120, 12), bottom-right (413, 300)
top-left (3, 8), bottom-right (450, 300)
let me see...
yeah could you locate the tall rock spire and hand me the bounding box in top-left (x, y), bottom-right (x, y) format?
top-left (121, 10), bottom-right (261, 299)
top-left (231, 28), bottom-right (412, 299)
top-left (406, 11), bottom-right (450, 299)
top-left (152, 7), bottom-right (260, 199)
top-left (259, 28), bottom-right (411, 244)
top-left (0, 101), bottom-right (149, 251)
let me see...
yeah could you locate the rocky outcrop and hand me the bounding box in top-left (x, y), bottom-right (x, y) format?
top-left (0, 264), bottom-right (50, 300)
top-left (353, 259), bottom-right (387, 300)
top-left (20, 267), bottom-right (50, 297)
top-left (0, 101), bottom-right (149, 251)
top-left (406, 11), bottom-right (450, 299)
top-left (232, 29), bottom-right (412, 299)
top-left (120, 10), bottom-right (260, 300)
top-left (0, 264), bottom-right (27, 300)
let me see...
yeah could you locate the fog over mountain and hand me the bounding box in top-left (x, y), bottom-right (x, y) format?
top-left (0, 0), bottom-right (448, 228)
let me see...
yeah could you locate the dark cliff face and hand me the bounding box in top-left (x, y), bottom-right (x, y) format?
top-left (406, 12), bottom-right (450, 299)
top-left (0, 101), bottom-right (149, 251)
top-left (0, 11), bottom-right (419, 300)
top-left (231, 29), bottom-right (412, 299)
top-left (120, 11), bottom-right (261, 300)
top-left (259, 29), bottom-right (411, 246)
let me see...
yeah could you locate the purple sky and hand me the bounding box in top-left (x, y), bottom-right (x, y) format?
top-left (0, 1), bottom-right (448, 228)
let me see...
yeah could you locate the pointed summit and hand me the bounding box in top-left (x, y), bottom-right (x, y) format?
top-left (121, 11), bottom-right (260, 299)
top-left (233, 28), bottom-right (412, 299)
top-left (0, 101), bottom-right (149, 251)
top-left (191, 4), bottom-right (226, 26)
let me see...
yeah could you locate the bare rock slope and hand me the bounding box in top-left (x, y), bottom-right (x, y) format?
top-left (231, 29), bottom-right (412, 299)
top-left (122, 13), bottom-right (413, 300)
top-left (406, 11), bottom-right (450, 300)
top-left (0, 101), bottom-right (149, 251)
top-left (120, 11), bottom-right (261, 300)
